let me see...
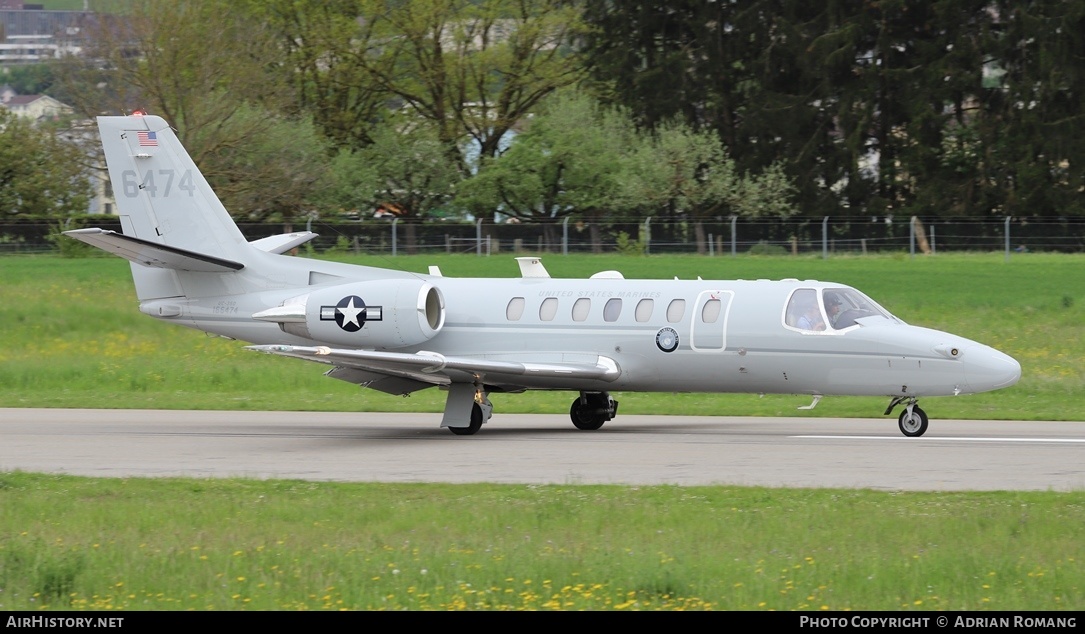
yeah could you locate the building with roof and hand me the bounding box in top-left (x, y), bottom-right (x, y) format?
top-left (0, 91), bottom-right (70, 120)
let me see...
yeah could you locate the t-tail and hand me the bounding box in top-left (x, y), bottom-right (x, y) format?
top-left (66, 114), bottom-right (275, 301)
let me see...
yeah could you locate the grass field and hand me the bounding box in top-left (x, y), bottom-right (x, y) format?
top-left (1, 252), bottom-right (1083, 611)
top-left (1, 472), bottom-right (1083, 611)
top-left (1, 252), bottom-right (1082, 420)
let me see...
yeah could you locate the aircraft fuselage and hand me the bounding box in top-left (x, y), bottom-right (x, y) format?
top-left (139, 255), bottom-right (1019, 401)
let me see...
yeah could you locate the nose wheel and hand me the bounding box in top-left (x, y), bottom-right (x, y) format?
top-left (886, 397), bottom-right (929, 437)
top-left (897, 404), bottom-right (928, 437)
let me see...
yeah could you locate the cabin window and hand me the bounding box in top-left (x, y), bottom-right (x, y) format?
top-left (786, 289), bottom-right (824, 331)
top-left (701, 298), bottom-right (722, 323)
top-left (506, 297), bottom-right (525, 321)
top-left (572, 297), bottom-right (591, 321)
top-left (603, 298), bottom-right (622, 322)
top-left (539, 297), bottom-right (559, 321)
top-left (666, 299), bottom-right (686, 323)
top-left (635, 298), bottom-right (654, 322)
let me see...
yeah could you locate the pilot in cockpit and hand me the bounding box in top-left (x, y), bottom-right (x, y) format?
top-left (824, 294), bottom-right (843, 328)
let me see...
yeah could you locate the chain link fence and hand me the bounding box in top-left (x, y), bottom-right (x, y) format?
top-left (3, 216), bottom-right (1083, 256)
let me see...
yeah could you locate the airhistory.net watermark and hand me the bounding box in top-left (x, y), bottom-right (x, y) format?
top-left (5, 617), bottom-right (123, 629)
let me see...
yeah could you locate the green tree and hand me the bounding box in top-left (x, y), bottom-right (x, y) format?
top-left (2, 63), bottom-right (56, 96)
top-left (61, 0), bottom-right (334, 224)
top-left (0, 109), bottom-right (92, 218)
top-left (581, 1), bottom-right (825, 218)
top-left (357, 0), bottom-right (588, 168)
top-left (192, 107), bottom-right (333, 228)
top-left (260, 0), bottom-right (392, 151)
top-left (456, 90), bottom-right (638, 251)
top-left (625, 120), bottom-right (795, 254)
top-left (323, 118), bottom-right (461, 253)
top-left (583, 1), bottom-right (1085, 220)
top-left (973, 0), bottom-right (1085, 218)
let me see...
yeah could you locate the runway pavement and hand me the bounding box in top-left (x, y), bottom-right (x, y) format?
top-left (2, 408), bottom-right (1083, 491)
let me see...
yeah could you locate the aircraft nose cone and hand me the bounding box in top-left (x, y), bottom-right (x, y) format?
top-left (965, 346), bottom-right (1021, 393)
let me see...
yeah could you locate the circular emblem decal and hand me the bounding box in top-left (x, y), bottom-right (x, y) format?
top-left (655, 327), bottom-right (679, 353)
top-left (334, 295), bottom-right (368, 332)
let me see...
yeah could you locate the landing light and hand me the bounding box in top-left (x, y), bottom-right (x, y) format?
top-left (934, 344), bottom-right (962, 359)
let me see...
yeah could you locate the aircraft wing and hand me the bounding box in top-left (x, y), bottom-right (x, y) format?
top-left (247, 344), bottom-right (621, 395)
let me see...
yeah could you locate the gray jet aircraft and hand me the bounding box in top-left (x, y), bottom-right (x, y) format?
top-left (67, 114), bottom-right (1021, 436)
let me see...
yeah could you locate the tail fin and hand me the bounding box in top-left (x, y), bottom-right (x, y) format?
top-left (67, 113), bottom-right (255, 299)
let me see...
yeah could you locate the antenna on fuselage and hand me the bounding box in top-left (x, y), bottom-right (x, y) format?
top-left (516, 257), bottom-right (550, 278)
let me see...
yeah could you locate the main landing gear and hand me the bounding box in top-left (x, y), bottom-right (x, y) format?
top-left (569, 392), bottom-right (618, 431)
top-left (885, 396), bottom-right (928, 437)
top-left (445, 387), bottom-right (619, 435)
top-left (448, 402), bottom-right (487, 436)
top-left (444, 384), bottom-right (492, 436)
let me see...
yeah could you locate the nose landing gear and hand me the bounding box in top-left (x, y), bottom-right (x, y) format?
top-left (886, 396), bottom-right (928, 437)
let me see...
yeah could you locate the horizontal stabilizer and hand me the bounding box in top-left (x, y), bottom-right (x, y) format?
top-left (249, 231), bottom-right (318, 254)
top-left (64, 228), bottom-right (244, 272)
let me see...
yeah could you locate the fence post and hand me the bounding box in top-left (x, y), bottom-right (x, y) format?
top-left (1004, 216), bottom-right (1011, 262)
top-left (391, 218), bottom-right (398, 257)
top-left (562, 216), bottom-right (569, 255)
top-left (730, 215), bottom-right (737, 256)
top-left (643, 216), bottom-right (651, 255)
top-left (476, 218), bottom-right (484, 256)
top-left (910, 216), bottom-right (916, 259)
top-left (822, 216), bottom-right (829, 259)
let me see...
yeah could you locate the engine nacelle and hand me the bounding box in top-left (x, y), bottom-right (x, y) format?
top-left (257, 279), bottom-right (445, 349)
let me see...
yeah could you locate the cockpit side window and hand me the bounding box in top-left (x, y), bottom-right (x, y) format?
top-left (785, 289), bottom-right (825, 332)
top-left (824, 288), bottom-right (897, 330)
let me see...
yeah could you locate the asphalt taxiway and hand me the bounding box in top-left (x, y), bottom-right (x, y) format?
top-left (2, 409), bottom-right (1083, 491)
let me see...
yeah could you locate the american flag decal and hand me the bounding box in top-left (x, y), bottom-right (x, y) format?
top-left (137, 131), bottom-right (158, 147)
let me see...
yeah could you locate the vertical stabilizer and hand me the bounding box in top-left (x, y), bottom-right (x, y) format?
top-left (98, 114), bottom-right (249, 257)
top-left (90, 114), bottom-right (255, 300)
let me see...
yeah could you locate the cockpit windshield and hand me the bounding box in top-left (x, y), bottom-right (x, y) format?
top-left (786, 287), bottom-right (899, 332)
top-left (822, 288), bottom-right (897, 329)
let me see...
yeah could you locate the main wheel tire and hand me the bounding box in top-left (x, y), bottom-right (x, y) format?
top-left (898, 406), bottom-right (929, 437)
top-left (449, 403), bottom-right (485, 436)
top-left (570, 399), bottom-right (606, 431)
